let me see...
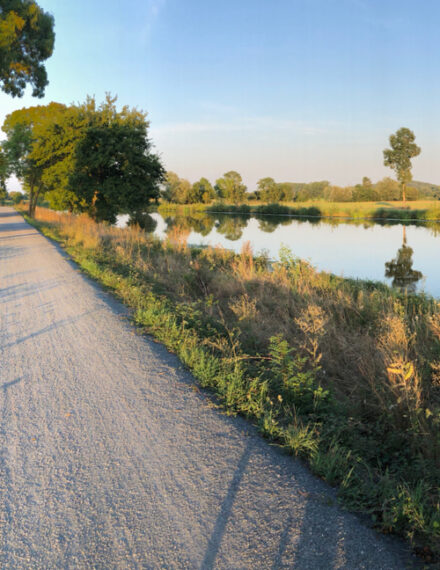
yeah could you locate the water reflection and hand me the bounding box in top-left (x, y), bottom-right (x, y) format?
top-left (127, 212), bottom-right (158, 233)
top-left (257, 216), bottom-right (295, 233)
top-left (117, 210), bottom-right (440, 297)
top-left (385, 227), bottom-right (423, 294)
top-left (215, 215), bottom-right (249, 240)
top-left (165, 214), bottom-right (215, 236)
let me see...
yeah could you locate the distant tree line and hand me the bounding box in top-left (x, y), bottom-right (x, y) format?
top-left (1, 95), bottom-right (164, 221)
top-left (163, 170), bottom-right (248, 204)
top-left (161, 172), bottom-right (429, 205)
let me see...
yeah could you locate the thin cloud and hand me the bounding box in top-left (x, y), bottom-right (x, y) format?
top-left (141, 0), bottom-right (166, 44)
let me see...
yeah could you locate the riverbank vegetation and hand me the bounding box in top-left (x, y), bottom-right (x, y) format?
top-left (22, 205), bottom-right (440, 561)
top-left (159, 199), bottom-right (440, 224)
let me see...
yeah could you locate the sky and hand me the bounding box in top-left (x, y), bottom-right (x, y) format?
top-left (2, 0), bottom-right (440, 190)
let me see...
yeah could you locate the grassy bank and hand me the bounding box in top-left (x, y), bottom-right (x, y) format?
top-left (160, 199), bottom-right (440, 223)
top-left (23, 207), bottom-right (440, 561)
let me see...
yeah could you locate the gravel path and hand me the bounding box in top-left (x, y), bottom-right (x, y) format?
top-left (0, 207), bottom-right (418, 569)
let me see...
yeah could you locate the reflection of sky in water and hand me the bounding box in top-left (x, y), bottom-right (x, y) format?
top-left (118, 214), bottom-right (440, 298)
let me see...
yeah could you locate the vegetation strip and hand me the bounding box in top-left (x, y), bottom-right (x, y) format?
top-left (158, 201), bottom-right (440, 224)
top-left (22, 207), bottom-right (440, 562)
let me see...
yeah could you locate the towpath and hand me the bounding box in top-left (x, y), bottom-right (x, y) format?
top-left (0, 207), bottom-right (417, 568)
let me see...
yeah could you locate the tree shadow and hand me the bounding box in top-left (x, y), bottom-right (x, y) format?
top-left (0, 233), bottom-right (37, 240)
top-left (0, 310), bottom-right (100, 350)
top-left (0, 222), bottom-right (32, 232)
top-left (1, 378), bottom-right (22, 391)
top-left (0, 211), bottom-right (20, 218)
top-left (0, 279), bottom-right (59, 303)
top-left (201, 440), bottom-right (253, 569)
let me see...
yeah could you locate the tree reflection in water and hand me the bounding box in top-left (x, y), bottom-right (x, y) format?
top-left (165, 214), bottom-right (216, 237)
top-left (128, 212), bottom-right (158, 233)
top-left (215, 214), bottom-right (249, 241)
top-left (385, 227), bottom-right (423, 293)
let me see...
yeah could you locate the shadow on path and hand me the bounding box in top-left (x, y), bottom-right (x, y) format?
top-left (1, 310), bottom-right (100, 350)
top-left (1, 378), bottom-right (22, 391)
top-left (201, 441), bottom-right (253, 569)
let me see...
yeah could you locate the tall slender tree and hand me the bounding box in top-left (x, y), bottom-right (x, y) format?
top-left (383, 128), bottom-right (421, 203)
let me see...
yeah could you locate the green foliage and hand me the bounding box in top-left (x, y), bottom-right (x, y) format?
top-left (325, 185), bottom-right (354, 202)
top-left (374, 177), bottom-right (401, 201)
top-left (191, 177), bottom-right (215, 203)
top-left (258, 177), bottom-right (283, 202)
top-left (2, 95), bottom-right (164, 220)
top-left (0, 0), bottom-right (55, 97)
top-left (215, 171), bottom-right (247, 203)
top-left (352, 177), bottom-right (379, 202)
top-left (70, 122), bottom-right (164, 223)
top-left (383, 128), bottom-right (421, 201)
top-left (8, 190), bottom-right (23, 203)
top-left (408, 180), bottom-right (440, 199)
top-left (162, 173), bottom-right (215, 204)
top-left (0, 148), bottom-right (8, 197)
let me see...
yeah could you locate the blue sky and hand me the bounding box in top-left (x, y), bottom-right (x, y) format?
top-left (1, 0), bottom-right (440, 190)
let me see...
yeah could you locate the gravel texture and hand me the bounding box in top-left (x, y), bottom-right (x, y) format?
top-left (0, 207), bottom-right (419, 569)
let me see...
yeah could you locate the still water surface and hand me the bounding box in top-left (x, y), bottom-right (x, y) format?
top-left (118, 212), bottom-right (440, 298)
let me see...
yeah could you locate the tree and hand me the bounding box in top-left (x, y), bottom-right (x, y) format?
top-left (190, 177), bottom-right (215, 203)
top-left (9, 190), bottom-right (23, 203)
top-left (34, 95), bottom-right (148, 212)
top-left (258, 177), bottom-right (283, 202)
top-left (375, 177), bottom-right (401, 201)
top-left (2, 102), bottom-right (65, 215)
top-left (0, 148), bottom-right (8, 199)
top-left (352, 176), bottom-right (378, 201)
top-left (162, 171), bottom-right (193, 203)
top-left (0, 0), bottom-right (55, 97)
top-left (325, 185), bottom-right (353, 202)
top-left (383, 128), bottom-right (421, 203)
top-left (215, 171), bottom-right (247, 203)
top-left (296, 181), bottom-right (329, 201)
top-left (69, 122), bottom-right (164, 223)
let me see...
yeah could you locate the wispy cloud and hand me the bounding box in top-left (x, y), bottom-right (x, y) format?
top-left (149, 0), bottom-right (166, 17)
top-left (141, 0), bottom-right (166, 44)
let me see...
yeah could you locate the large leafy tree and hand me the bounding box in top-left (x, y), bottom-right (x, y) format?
top-left (383, 128), bottom-right (421, 203)
top-left (0, 0), bottom-right (55, 97)
top-left (69, 121), bottom-right (164, 223)
top-left (1, 95), bottom-right (164, 220)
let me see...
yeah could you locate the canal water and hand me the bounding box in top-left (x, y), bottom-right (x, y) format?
top-left (118, 212), bottom-right (440, 298)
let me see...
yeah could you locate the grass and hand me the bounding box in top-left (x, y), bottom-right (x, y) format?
top-left (161, 199), bottom-right (440, 224)
top-left (21, 206), bottom-right (440, 562)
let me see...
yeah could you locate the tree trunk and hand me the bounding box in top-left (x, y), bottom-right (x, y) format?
top-left (29, 185), bottom-right (41, 218)
top-left (28, 185), bottom-right (35, 217)
top-left (402, 183), bottom-right (406, 204)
